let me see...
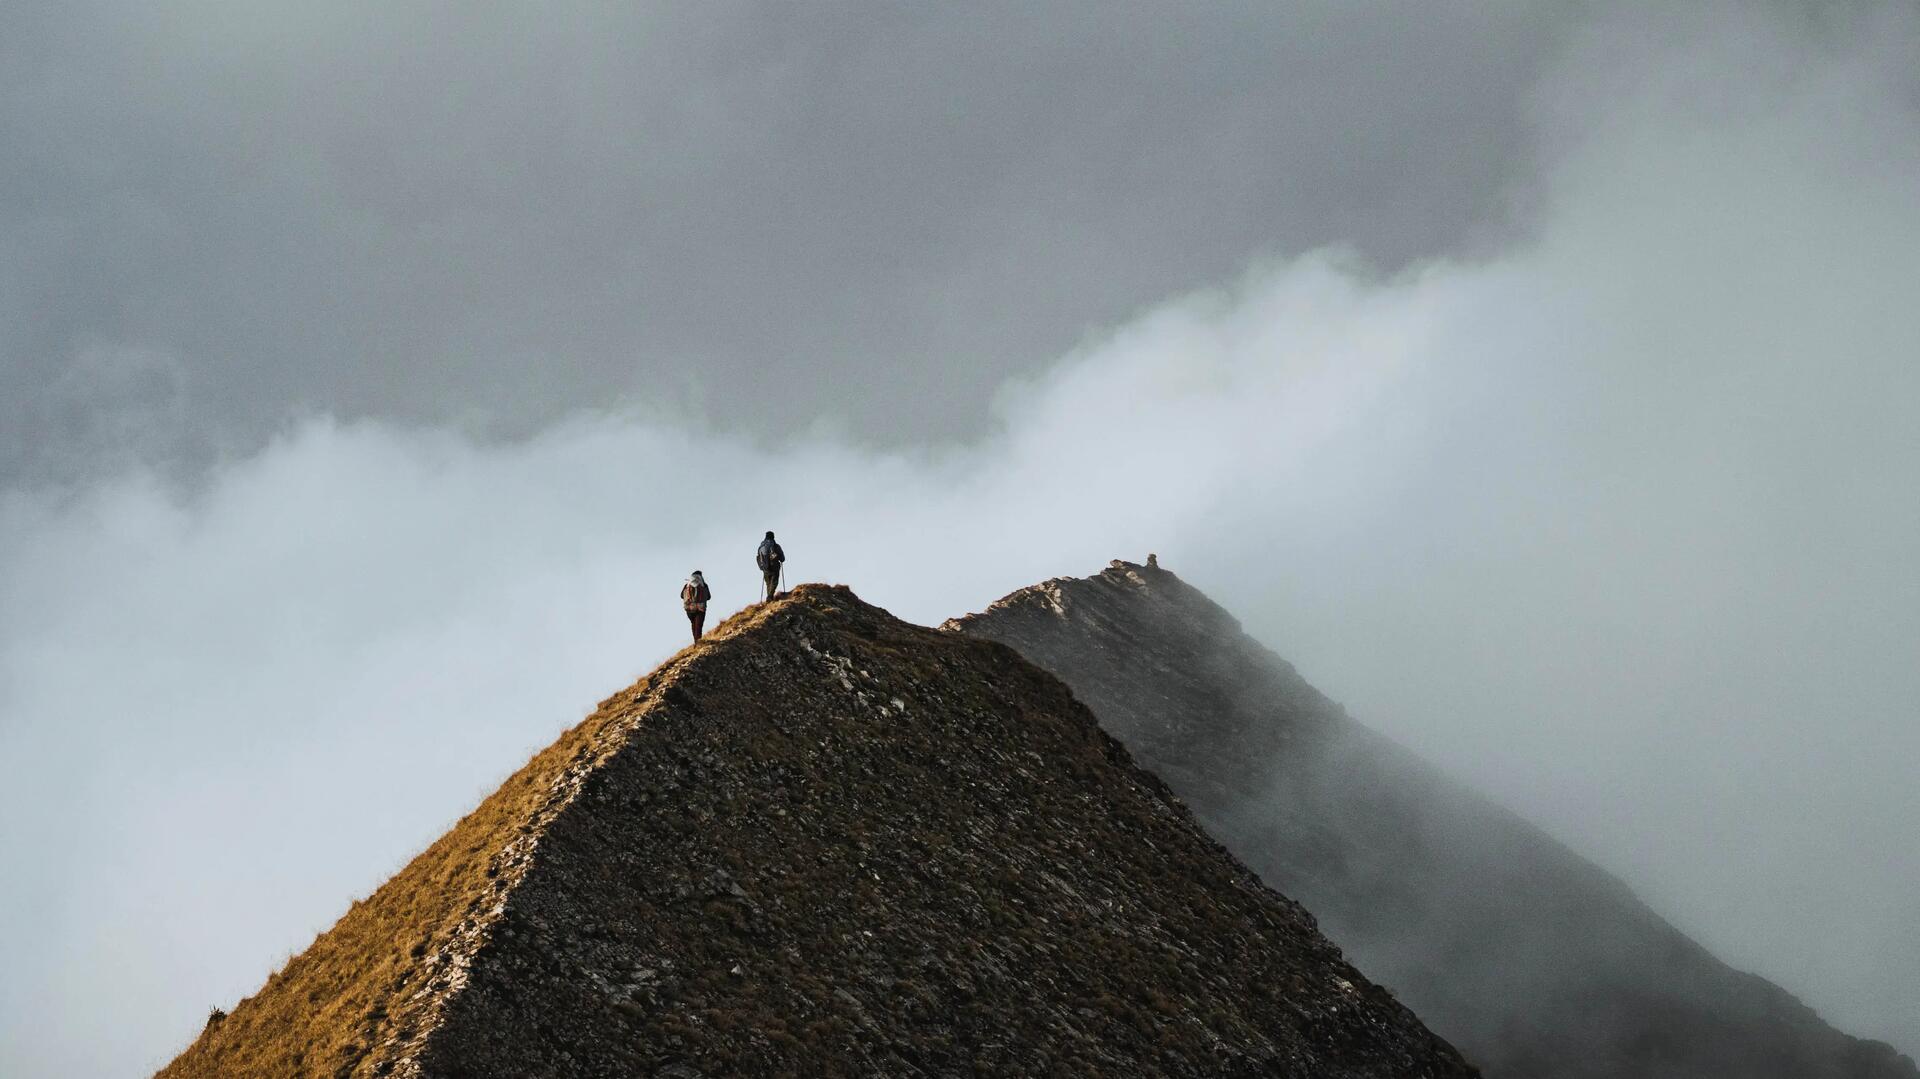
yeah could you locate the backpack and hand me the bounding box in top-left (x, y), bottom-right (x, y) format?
top-left (757, 540), bottom-right (783, 572)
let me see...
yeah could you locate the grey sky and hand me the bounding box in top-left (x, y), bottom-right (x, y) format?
top-left (3, 1), bottom-right (1560, 480)
top-left (5, 3), bottom-right (1919, 1077)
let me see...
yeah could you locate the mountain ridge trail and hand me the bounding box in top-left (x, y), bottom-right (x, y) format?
top-left (159, 582), bottom-right (1476, 1078)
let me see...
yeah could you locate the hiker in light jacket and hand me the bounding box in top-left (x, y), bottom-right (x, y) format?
top-left (681, 570), bottom-right (711, 642)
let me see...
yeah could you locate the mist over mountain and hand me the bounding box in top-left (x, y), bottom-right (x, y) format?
top-left (951, 561), bottom-right (1918, 1078)
top-left (5, 3), bottom-right (1919, 1076)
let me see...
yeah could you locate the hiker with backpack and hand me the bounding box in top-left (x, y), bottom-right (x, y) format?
top-left (680, 570), bottom-right (711, 642)
top-left (756, 532), bottom-right (785, 602)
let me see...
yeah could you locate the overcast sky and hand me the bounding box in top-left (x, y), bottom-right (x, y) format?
top-left (4, 3), bottom-right (1918, 1075)
top-left (1, 0), bottom-right (1567, 480)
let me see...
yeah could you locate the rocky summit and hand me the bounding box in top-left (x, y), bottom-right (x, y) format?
top-left (158, 583), bottom-right (1475, 1078)
top-left (948, 560), bottom-right (1919, 1079)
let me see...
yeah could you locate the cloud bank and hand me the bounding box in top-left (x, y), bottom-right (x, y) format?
top-left (4, 4), bottom-right (1919, 1075)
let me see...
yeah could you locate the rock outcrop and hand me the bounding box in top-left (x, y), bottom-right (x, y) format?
top-left (947, 560), bottom-right (1918, 1079)
top-left (159, 584), bottom-right (1476, 1078)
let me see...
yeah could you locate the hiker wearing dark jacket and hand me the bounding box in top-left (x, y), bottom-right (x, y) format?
top-left (756, 532), bottom-right (785, 602)
top-left (680, 570), bottom-right (711, 641)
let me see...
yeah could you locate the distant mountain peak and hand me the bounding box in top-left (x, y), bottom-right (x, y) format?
top-left (951, 562), bottom-right (1919, 1079)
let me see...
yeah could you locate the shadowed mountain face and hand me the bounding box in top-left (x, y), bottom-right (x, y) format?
top-left (157, 584), bottom-right (1475, 1078)
top-left (946, 561), bottom-right (1918, 1079)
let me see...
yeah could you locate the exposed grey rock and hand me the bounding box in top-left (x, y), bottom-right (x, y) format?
top-left (160, 583), bottom-right (1476, 1078)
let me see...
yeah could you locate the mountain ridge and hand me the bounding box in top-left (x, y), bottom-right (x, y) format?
top-left (947, 560), bottom-right (1917, 1079)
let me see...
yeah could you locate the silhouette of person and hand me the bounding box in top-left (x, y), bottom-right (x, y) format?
top-left (756, 531), bottom-right (785, 602)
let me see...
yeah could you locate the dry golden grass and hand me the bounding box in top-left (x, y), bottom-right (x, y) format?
top-left (154, 597), bottom-right (792, 1079)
